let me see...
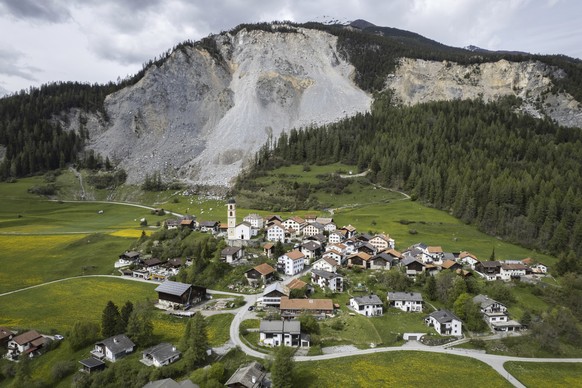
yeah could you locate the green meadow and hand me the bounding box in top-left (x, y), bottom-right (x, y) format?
top-left (504, 362), bottom-right (582, 387)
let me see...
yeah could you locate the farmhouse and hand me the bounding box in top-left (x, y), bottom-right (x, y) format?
top-left (425, 310), bottom-right (462, 337)
top-left (225, 361), bottom-right (268, 388)
top-left (350, 295), bottom-right (383, 316)
top-left (91, 334), bottom-right (135, 362)
top-left (245, 263), bottom-right (276, 286)
top-left (369, 252), bottom-right (398, 270)
top-left (141, 342), bottom-right (181, 367)
top-left (476, 261), bottom-right (501, 280)
top-left (387, 292), bottom-right (424, 312)
top-left (311, 269), bottom-right (344, 292)
top-left (259, 282), bottom-right (288, 307)
top-left (199, 221), bottom-right (219, 233)
top-left (473, 294), bottom-right (522, 332)
top-left (155, 280), bottom-right (207, 309)
top-left (279, 296), bottom-right (334, 319)
top-left (369, 234), bottom-right (395, 251)
top-left (6, 330), bottom-right (46, 360)
top-left (243, 213), bottom-right (264, 229)
top-left (300, 240), bottom-right (322, 263)
top-left (266, 222), bottom-right (287, 243)
top-left (312, 257), bottom-right (338, 273)
top-left (499, 263), bottom-right (527, 280)
top-left (259, 320), bottom-right (310, 348)
top-left (221, 246), bottom-right (244, 263)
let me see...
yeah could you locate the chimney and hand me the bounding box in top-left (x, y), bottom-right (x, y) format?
top-left (113, 338), bottom-right (119, 343)
top-left (252, 376), bottom-right (257, 384)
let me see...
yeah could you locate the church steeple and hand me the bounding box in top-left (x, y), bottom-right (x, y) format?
top-left (227, 198), bottom-right (236, 240)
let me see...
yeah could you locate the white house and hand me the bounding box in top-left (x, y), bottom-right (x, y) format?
top-left (221, 246), bottom-right (244, 263)
top-left (141, 343), bottom-right (181, 367)
top-left (278, 250), bottom-right (306, 275)
top-left (243, 213), bottom-right (264, 229)
top-left (500, 263), bottom-right (527, 281)
top-left (350, 295), bottom-right (383, 317)
top-left (300, 241), bottom-right (321, 264)
top-left (369, 234), bottom-right (395, 251)
top-left (328, 231), bottom-right (346, 244)
top-left (266, 222), bottom-right (286, 243)
top-left (91, 335), bottom-right (135, 362)
top-left (311, 269), bottom-right (344, 292)
top-left (459, 251), bottom-right (480, 269)
top-left (259, 320), bottom-right (310, 348)
top-left (387, 292), bottom-right (424, 312)
top-left (302, 222), bottom-right (325, 237)
top-left (315, 217), bottom-right (336, 232)
top-left (312, 257), bottom-right (338, 273)
top-left (6, 330), bottom-right (46, 360)
top-left (234, 222), bottom-right (253, 240)
top-left (425, 310), bottom-right (462, 336)
top-left (282, 216), bottom-right (305, 232)
top-left (258, 283), bottom-right (288, 307)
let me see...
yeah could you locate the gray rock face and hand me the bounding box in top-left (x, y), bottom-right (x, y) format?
top-left (87, 26), bottom-right (372, 186)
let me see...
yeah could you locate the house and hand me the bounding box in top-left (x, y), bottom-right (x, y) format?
top-left (282, 216), bottom-right (306, 232)
top-left (425, 246), bottom-right (444, 264)
top-left (144, 378), bottom-right (199, 388)
top-left (225, 361), bottom-right (268, 388)
top-left (180, 218), bottom-right (196, 230)
top-left (266, 222), bottom-right (287, 243)
top-left (278, 250), bottom-right (306, 276)
top-left (222, 246), bottom-right (244, 263)
top-left (369, 234), bottom-right (395, 251)
top-left (311, 269), bottom-right (344, 292)
top-left (118, 250), bottom-right (141, 266)
top-left (259, 320), bottom-right (310, 348)
top-left (243, 213), bottom-right (264, 229)
top-left (245, 263), bottom-right (276, 286)
top-left (347, 252), bottom-right (372, 269)
top-left (234, 222), bottom-right (254, 240)
top-left (500, 263), bottom-right (527, 281)
top-left (356, 242), bottom-right (377, 256)
top-left (328, 230), bottom-right (346, 244)
top-left (199, 221), bottom-right (219, 233)
top-left (155, 280), bottom-right (207, 309)
top-left (312, 257), bottom-right (338, 273)
top-left (91, 334), bottom-right (135, 362)
top-left (265, 215), bottom-right (283, 225)
top-left (142, 342), bottom-right (181, 367)
top-left (258, 283), bottom-right (288, 307)
top-left (79, 357), bottom-right (106, 374)
top-left (0, 327), bottom-right (14, 347)
top-left (459, 251), bottom-right (480, 269)
top-left (302, 222), bottom-right (325, 237)
top-left (387, 292), bottom-right (424, 312)
top-left (339, 224), bottom-right (357, 239)
top-left (285, 278), bottom-right (312, 296)
top-left (425, 310), bottom-right (462, 336)
top-left (475, 261), bottom-right (501, 281)
top-left (279, 296), bottom-right (334, 319)
top-left (531, 263), bottom-right (549, 274)
top-left (300, 241), bottom-right (322, 263)
top-left (164, 219), bottom-right (180, 230)
top-left (350, 295), bottom-right (383, 316)
top-left (369, 252), bottom-right (398, 270)
top-left (441, 259), bottom-right (463, 271)
top-left (401, 257), bottom-right (425, 277)
top-left (6, 330), bottom-right (46, 360)
top-left (263, 243), bottom-right (275, 258)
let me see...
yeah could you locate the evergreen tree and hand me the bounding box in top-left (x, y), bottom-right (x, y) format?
top-left (424, 275), bottom-right (437, 301)
top-left (183, 313), bottom-right (209, 368)
top-left (69, 321), bottom-right (100, 351)
top-left (116, 301), bottom-right (134, 334)
top-left (126, 302), bottom-right (154, 347)
top-left (271, 345), bottom-right (294, 388)
top-left (101, 301), bottom-right (120, 338)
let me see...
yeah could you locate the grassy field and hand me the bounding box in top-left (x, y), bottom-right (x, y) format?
top-left (294, 351), bottom-right (512, 387)
top-left (504, 362), bottom-right (582, 387)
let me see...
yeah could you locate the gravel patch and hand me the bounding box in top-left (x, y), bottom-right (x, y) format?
top-left (321, 345), bottom-right (359, 354)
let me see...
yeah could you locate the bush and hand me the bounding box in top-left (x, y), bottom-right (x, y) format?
top-left (52, 361), bottom-right (77, 382)
top-left (408, 229), bottom-right (418, 235)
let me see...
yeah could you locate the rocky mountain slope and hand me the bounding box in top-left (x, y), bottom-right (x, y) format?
top-left (73, 23), bottom-right (581, 188)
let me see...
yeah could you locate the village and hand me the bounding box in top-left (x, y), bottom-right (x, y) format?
top-left (0, 198), bottom-right (551, 387)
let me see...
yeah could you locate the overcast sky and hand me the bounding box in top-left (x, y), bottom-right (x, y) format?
top-left (0, 0), bottom-right (580, 94)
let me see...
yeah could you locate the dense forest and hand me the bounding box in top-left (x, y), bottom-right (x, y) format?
top-left (238, 93), bottom-right (582, 263)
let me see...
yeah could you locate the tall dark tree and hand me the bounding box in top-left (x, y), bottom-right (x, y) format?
top-left (182, 313), bottom-right (209, 368)
top-left (126, 302), bottom-right (154, 347)
top-left (101, 301), bottom-right (120, 338)
top-left (271, 345), bottom-right (294, 388)
top-left (116, 301), bottom-right (134, 334)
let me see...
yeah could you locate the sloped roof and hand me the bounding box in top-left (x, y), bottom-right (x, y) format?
top-left (279, 297), bottom-right (333, 311)
top-left (311, 269), bottom-right (341, 280)
top-left (79, 357), bottom-right (105, 368)
top-left (144, 378), bottom-right (199, 388)
top-left (143, 342), bottom-right (181, 364)
top-left (388, 292), bottom-right (423, 302)
top-left (96, 334), bottom-right (135, 353)
top-left (260, 320), bottom-right (301, 334)
top-left (441, 259), bottom-right (461, 269)
top-left (428, 310), bottom-right (461, 324)
top-left (285, 250), bottom-right (305, 260)
top-left (473, 294), bottom-right (502, 309)
top-left (155, 280), bottom-right (192, 296)
top-left (224, 361), bottom-right (266, 388)
top-left (352, 294), bottom-right (383, 306)
top-left (221, 246), bottom-right (242, 256)
top-left (253, 263), bottom-right (275, 276)
top-left (286, 278), bottom-right (307, 290)
top-left (263, 282), bottom-right (287, 296)
top-left (12, 330), bottom-right (42, 345)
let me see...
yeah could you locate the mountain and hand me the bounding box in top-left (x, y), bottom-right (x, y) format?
top-left (0, 85), bottom-right (9, 98)
top-left (1, 21), bottom-right (582, 187)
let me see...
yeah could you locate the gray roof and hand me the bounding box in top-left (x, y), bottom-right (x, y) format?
top-left (222, 246), bottom-right (241, 255)
top-left (301, 241), bottom-right (321, 251)
top-left (372, 253), bottom-right (397, 264)
top-left (352, 294), bottom-right (383, 306)
top-left (428, 310), bottom-right (461, 324)
top-left (311, 269), bottom-right (341, 280)
top-left (143, 378), bottom-right (199, 388)
top-left (79, 357), bottom-right (105, 368)
top-left (97, 334), bottom-right (135, 354)
top-left (388, 292), bottom-right (423, 302)
top-left (155, 280), bottom-right (192, 297)
top-left (259, 320), bottom-right (301, 334)
top-left (143, 342), bottom-right (181, 364)
top-left (199, 221), bottom-right (218, 227)
top-left (225, 361), bottom-right (266, 388)
top-left (401, 257), bottom-right (424, 267)
top-left (473, 294), bottom-right (502, 309)
top-left (263, 282), bottom-right (287, 297)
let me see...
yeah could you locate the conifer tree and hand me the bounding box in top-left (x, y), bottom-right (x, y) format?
top-left (101, 301), bottom-right (120, 338)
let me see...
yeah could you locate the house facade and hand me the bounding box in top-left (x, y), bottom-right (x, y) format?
top-left (387, 292), bottom-right (424, 312)
top-left (6, 330), bottom-right (46, 360)
top-left (311, 269), bottom-right (343, 293)
top-left (425, 310), bottom-right (462, 336)
top-left (279, 297), bottom-right (334, 319)
top-left (155, 280), bottom-right (207, 309)
top-left (312, 257), bottom-right (338, 273)
top-left (266, 223), bottom-right (286, 243)
top-left (259, 283), bottom-right (288, 307)
top-left (278, 250), bottom-right (306, 276)
top-left (91, 335), bottom-right (135, 362)
top-left (141, 342), bottom-right (181, 367)
top-left (350, 295), bottom-right (383, 317)
top-left (259, 320), bottom-right (310, 348)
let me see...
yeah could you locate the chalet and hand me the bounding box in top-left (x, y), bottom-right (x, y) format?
top-left (387, 292), bottom-right (424, 312)
top-left (315, 217), bottom-right (336, 232)
top-left (441, 259), bottom-right (463, 271)
top-left (243, 213), bottom-right (264, 229)
top-left (142, 342), bottom-right (181, 367)
top-left (144, 379), bottom-right (198, 388)
top-left (180, 218), bottom-right (195, 230)
top-left (357, 242), bottom-right (377, 256)
top-left (350, 295), bottom-right (383, 316)
top-left (118, 250), bottom-right (141, 266)
top-left (472, 294), bottom-right (522, 332)
top-left (476, 261), bottom-right (501, 281)
top-left (91, 334), bottom-right (135, 362)
top-left (425, 310), bottom-right (462, 336)
top-left (500, 263), bottom-right (527, 281)
top-left (347, 252), bottom-right (372, 269)
top-left (312, 257), bottom-right (338, 273)
top-left (155, 280), bottom-right (207, 309)
top-left (279, 297), bottom-right (334, 319)
top-left (369, 234), bottom-right (395, 251)
top-left (245, 263), bottom-right (276, 286)
top-left (459, 251), bottom-right (480, 269)
top-left (144, 258), bottom-right (163, 269)
top-left (278, 250), bottom-right (306, 276)
top-left (259, 320), bottom-right (310, 348)
top-left (369, 252), bottom-right (398, 270)
top-left (199, 221), bottom-right (219, 233)
top-left (285, 278), bottom-right (312, 296)
top-left (401, 257), bottom-right (425, 277)
top-left (383, 248), bottom-right (403, 260)
top-left (266, 222), bottom-right (287, 243)
top-left (0, 327), bottom-right (13, 347)
top-left (304, 233), bottom-right (327, 245)
top-left (263, 243), bottom-right (274, 258)
top-left (79, 358), bottom-right (106, 374)
top-left (222, 246), bottom-right (244, 263)
top-left (6, 330), bottom-right (46, 360)
top-left (300, 241), bottom-right (322, 263)
top-left (311, 269), bottom-right (344, 292)
top-left (425, 246), bottom-right (444, 264)
top-left (225, 361), bottom-right (268, 388)
top-left (265, 215), bottom-right (283, 226)
top-left (531, 263), bottom-right (549, 274)
top-left (302, 222), bottom-right (325, 237)
top-left (259, 283), bottom-right (288, 307)
top-left (164, 219), bottom-right (180, 229)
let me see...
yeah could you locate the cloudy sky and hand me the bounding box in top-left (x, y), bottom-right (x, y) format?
top-left (0, 0), bottom-right (580, 94)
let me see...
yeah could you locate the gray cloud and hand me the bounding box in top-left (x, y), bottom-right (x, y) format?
top-left (0, 0), bottom-right (71, 22)
top-left (0, 47), bottom-right (40, 82)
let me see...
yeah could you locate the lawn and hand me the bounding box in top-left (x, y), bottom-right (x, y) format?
top-left (294, 351), bottom-right (512, 387)
top-left (504, 362), bottom-right (582, 387)
top-left (206, 314), bottom-right (234, 347)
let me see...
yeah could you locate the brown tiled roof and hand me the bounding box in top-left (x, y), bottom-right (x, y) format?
top-left (263, 243), bottom-right (274, 249)
top-left (521, 257), bottom-right (534, 265)
top-left (441, 259), bottom-right (459, 269)
top-left (0, 327), bottom-right (12, 341)
top-left (322, 257), bottom-right (337, 266)
top-left (350, 252), bottom-right (372, 261)
top-left (286, 250), bottom-right (305, 260)
top-left (383, 248), bottom-right (403, 258)
top-left (13, 330), bottom-right (42, 345)
top-left (501, 263), bottom-right (527, 270)
top-left (459, 251), bottom-right (478, 260)
top-left (428, 246), bottom-right (443, 253)
top-left (180, 219), bottom-right (194, 225)
top-left (254, 263), bottom-right (275, 276)
top-left (280, 296), bottom-right (333, 311)
top-left (287, 278), bottom-right (307, 289)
